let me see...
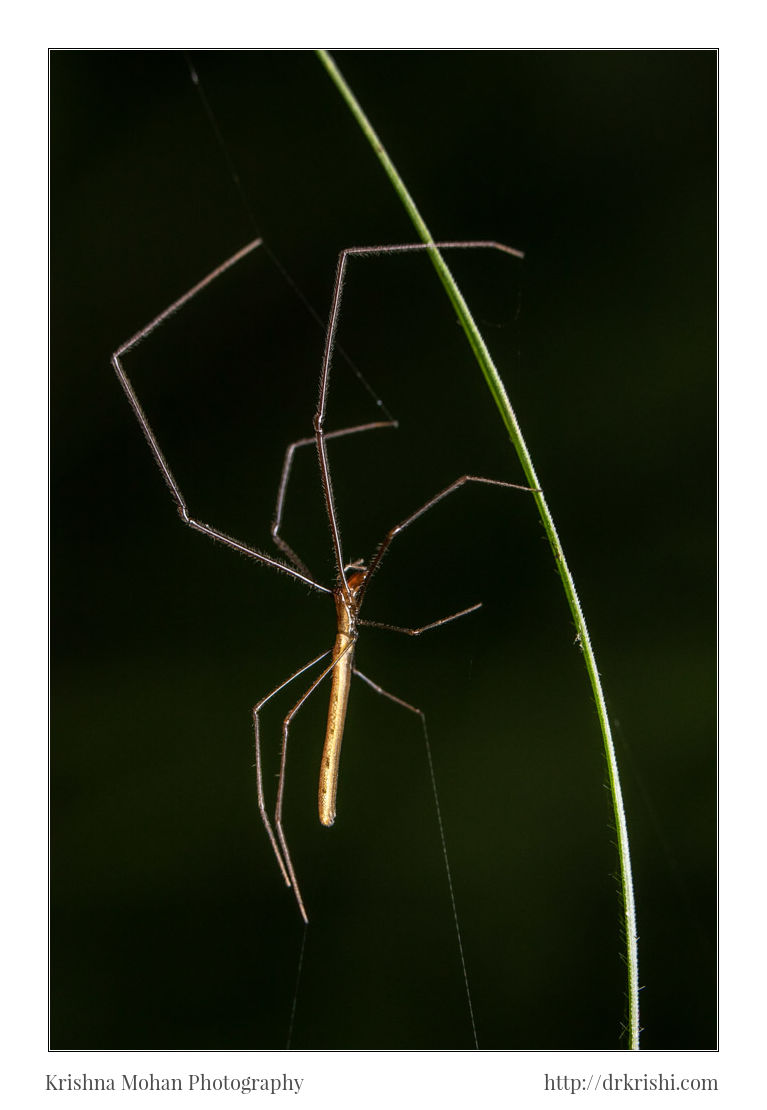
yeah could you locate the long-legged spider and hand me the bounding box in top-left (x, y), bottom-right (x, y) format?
top-left (111, 237), bottom-right (534, 923)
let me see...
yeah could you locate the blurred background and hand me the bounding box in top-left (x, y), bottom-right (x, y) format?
top-left (51, 50), bottom-right (715, 1050)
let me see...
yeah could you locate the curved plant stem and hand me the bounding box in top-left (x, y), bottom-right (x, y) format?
top-left (317, 48), bottom-right (640, 1050)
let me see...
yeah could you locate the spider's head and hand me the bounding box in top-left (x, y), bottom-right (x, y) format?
top-left (343, 559), bottom-right (367, 595)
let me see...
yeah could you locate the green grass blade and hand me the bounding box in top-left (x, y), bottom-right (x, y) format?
top-left (317, 47), bottom-right (640, 1050)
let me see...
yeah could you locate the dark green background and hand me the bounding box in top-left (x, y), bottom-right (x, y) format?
top-left (52, 50), bottom-right (715, 1050)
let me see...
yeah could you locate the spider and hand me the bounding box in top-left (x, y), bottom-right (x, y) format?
top-left (111, 236), bottom-right (534, 923)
